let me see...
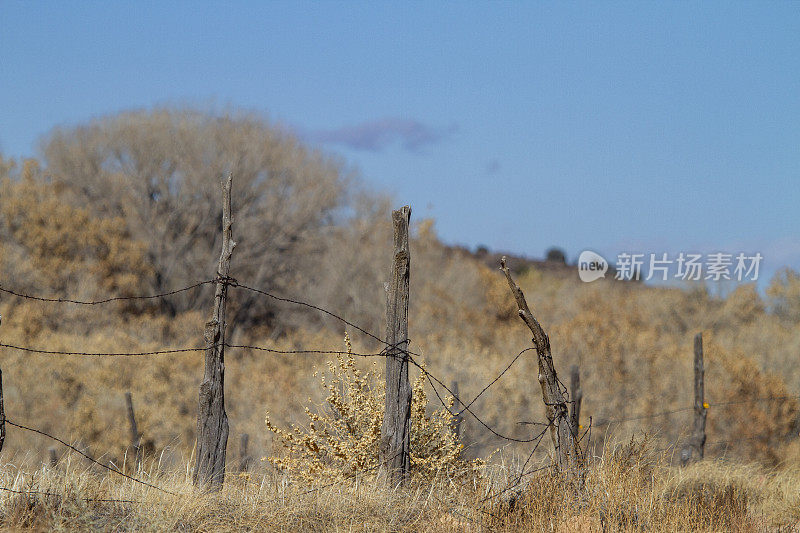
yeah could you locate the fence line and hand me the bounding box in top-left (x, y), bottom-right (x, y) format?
top-left (2, 273), bottom-right (795, 444)
top-left (0, 276), bottom-right (546, 448)
top-left (1, 269), bottom-right (795, 444)
top-left (0, 276), bottom-right (797, 509)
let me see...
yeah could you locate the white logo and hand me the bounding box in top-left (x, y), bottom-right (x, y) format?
top-left (578, 251), bottom-right (608, 282)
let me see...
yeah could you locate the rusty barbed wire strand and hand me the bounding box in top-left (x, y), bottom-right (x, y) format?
top-left (224, 343), bottom-right (391, 359)
top-left (479, 424), bottom-right (553, 504)
top-left (0, 343), bottom-right (206, 357)
top-left (0, 281), bottom-right (214, 305)
top-left (0, 486), bottom-right (143, 504)
top-left (456, 347), bottom-right (535, 415)
top-left (594, 395), bottom-right (800, 427)
top-left (231, 282), bottom-right (420, 353)
top-left (410, 358), bottom-right (546, 444)
top-left (0, 341), bottom-right (388, 359)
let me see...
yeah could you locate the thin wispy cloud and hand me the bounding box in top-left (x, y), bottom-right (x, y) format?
top-left (485, 159), bottom-right (501, 175)
top-left (309, 118), bottom-right (456, 153)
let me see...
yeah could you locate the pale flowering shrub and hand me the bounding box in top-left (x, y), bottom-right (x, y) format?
top-left (265, 333), bottom-right (482, 483)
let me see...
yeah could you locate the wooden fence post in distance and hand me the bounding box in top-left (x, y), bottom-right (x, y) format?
top-left (379, 206), bottom-right (412, 486)
top-left (569, 365), bottom-right (582, 439)
top-left (125, 392), bottom-right (142, 467)
top-left (501, 257), bottom-right (583, 480)
top-left (239, 433), bottom-right (250, 472)
top-left (689, 332), bottom-right (707, 461)
top-left (194, 174), bottom-right (235, 491)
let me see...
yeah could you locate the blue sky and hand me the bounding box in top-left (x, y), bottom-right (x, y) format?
top-left (1, 2), bottom-right (799, 283)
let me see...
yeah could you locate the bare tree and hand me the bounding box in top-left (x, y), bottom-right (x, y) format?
top-left (40, 108), bottom-right (349, 326)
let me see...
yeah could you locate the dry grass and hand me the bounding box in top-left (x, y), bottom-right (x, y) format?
top-left (0, 440), bottom-right (799, 531)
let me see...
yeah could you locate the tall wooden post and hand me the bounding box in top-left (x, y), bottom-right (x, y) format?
top-left (380, 206), bottom-right (412, 486)
top-left (194, 174), bottom-right (235, 490)
top-left (569, 365), bottom-right (582, 439)
top-left (689, 332), bottom-right (707, 461)
top-left (125, 392), bottom-right (142, 467)
top-left (501, 257), bottom-right (583, 480)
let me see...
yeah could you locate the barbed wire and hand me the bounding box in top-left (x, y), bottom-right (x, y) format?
top-left (0, 276), bottom-right (547, 447)
top-left (0, 343), bottom-right (540, 448)
top-left (5, 419), bottom-right (178, 496)
top-left (2, 278), bottom-right (799, 465)
top-left (594, 395), bottom-right (800, 427)
top-left (231, 282), bottom-right (388, 347)
top-left (224, 343), bottom-right (389, 359)
top-left (0, 342), bottom-right (206, 357)
top-left (456, 347), bottom-right (535, 415)
top-left (0, 341), bottom-right (389, 359)
top-left (0, 280), bottom-right (214, 305)
top-left (479, 424), bottom-right (553, 504)
top-left (594, 406), bottom-right (695, 426)
top-left (0, 277), bottom-right (589, 448)
top-left (0, 485), bottom-right (143, 504)
top-left (410, 358), bottom-right (546, 444)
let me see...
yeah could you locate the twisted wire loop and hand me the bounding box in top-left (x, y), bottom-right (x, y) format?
top-left (213, 274), bottom-right (239, 288)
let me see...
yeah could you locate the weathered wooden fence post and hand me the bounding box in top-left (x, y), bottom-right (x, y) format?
top-left (239, 433), bottom-right (250, 472)
top-left (689, 332), bottom-right (707, 461)
top-left (501, 257), bottom-right (583, 480)
top-left (569, 365), bottom-right (582, 439)
top-left (125, 392), bottom-right (142, 467)
top-left (380, 206), bottom-right (412, 486)
top-left (194, 174), bottom-right (235, 491)
top-left (451, 380), bottom-right (464, 439)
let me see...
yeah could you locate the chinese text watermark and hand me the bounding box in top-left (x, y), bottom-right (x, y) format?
top-left (578, 251), bottom-right (763, 283)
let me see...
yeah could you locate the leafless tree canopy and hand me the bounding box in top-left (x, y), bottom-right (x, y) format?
top-left (40, 108), bottom-right (349, 322)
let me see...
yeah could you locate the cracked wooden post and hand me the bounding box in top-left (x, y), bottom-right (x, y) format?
top-left (125, 392), bottom-right (142, 468)
top-left (194, 174), bottom-right (235, 491)
top-left (500, 257), bottom-right (583, 479)
top-left (689, 332), bottom-right (707, 461)
top-left (569, 365), bottom-right (582, 440)
top-left (380, 206), bottom-right (412, 486)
